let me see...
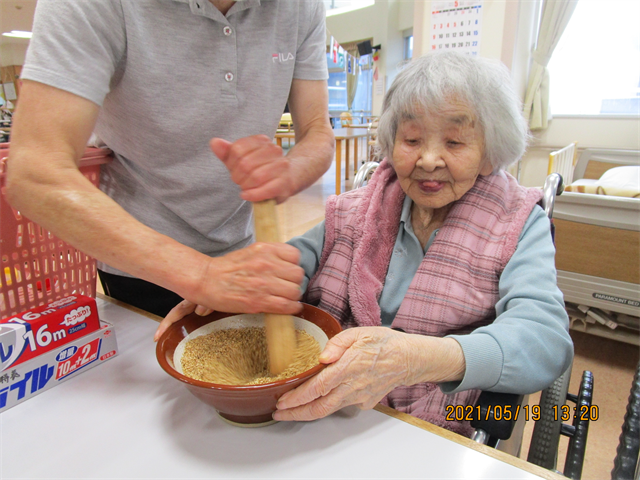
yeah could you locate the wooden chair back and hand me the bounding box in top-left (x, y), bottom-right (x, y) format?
top-left (548, 142), bottom-right (578, 184)
top-left (340, 112), bottom-right (353, 127)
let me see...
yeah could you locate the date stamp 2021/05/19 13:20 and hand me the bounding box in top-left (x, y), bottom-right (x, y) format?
top-left (444, 403), bottom-right (600, 423)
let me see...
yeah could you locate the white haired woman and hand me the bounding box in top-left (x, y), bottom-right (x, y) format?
top-left (274, 51), bottom-right (573, 436)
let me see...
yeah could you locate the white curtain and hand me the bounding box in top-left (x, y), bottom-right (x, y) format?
top-left (346, 47), bottom-right (360, 112)
top-left (523, 0), bottom-right (579, 130)
top-left (347, 66), bottom-right (359, 111)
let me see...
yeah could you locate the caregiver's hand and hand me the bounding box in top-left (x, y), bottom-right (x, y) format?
top-left (154, 242), bottom-right (304, 341)
top-left (273, 328), bottom-right (466, 421)
top-left (212, 136), bottom-right (295, 204)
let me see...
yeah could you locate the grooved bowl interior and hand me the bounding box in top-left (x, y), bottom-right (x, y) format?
top-left (156, 304), bottom-right (342, 426)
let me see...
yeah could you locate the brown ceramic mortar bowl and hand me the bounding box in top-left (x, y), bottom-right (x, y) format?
top-left (156, 304), bottom-right (342, 427)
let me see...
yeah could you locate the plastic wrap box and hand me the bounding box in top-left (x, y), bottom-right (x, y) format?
top-left (0, 295), bottom-right (101, 372)
top-left (0, 319), bottom-right (118, 412)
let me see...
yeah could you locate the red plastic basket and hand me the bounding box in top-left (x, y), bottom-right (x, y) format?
top-left (0, 143), bottom-right (112, 317)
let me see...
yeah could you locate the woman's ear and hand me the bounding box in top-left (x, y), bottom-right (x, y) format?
top-left (479, 159), bottom-right (494, 176)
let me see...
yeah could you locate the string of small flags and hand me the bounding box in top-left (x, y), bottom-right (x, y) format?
top-left (329, 35), bottom-right (376, 74)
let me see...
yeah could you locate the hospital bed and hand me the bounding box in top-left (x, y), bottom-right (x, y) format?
top-left (551, 149), bottom-right (640, 345)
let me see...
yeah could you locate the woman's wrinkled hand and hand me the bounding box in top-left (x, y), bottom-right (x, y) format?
top-left (273, 328), bottom-right (466, 422)
top-left (154, 242), bottom-right (304, 341)
top-left (273, 327), bottom-right (415, 421)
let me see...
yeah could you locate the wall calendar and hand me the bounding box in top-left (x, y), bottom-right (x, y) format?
top-left (431, 1), bottom-right (483, 56)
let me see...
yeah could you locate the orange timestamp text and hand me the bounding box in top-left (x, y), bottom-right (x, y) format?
top-left (444, 404), bottom-right (600, 422)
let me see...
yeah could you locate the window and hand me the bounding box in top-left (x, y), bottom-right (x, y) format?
top-left (326, 52), bottom-right (373, 121)
top-left (353, 61), bottom-right (373, 116)
top-left (328, 71), bottom-right (348, 112)
top-left (548, 0), bottom-right (640, 116)
top-left (404, 36), bottom-right (414, 61)
top-left (403, 28), bottom-right (413, 61)
top-left (327, 53), bottom-right (348, 112)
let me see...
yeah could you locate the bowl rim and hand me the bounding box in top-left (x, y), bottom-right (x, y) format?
top-left (155, 303), bottom-right (339, 390)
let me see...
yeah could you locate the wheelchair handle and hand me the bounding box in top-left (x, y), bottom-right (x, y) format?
top-left (542, 173), bottom-right (564, 219)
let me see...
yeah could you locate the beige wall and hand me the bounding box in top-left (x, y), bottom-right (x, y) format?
top-left (0, 43), bottom-right (28, 67)
top-left (398, 0), bottom-right (414, 31)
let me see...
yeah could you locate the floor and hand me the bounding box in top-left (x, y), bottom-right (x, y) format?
top-left (101, 139), bottom-right (638, 479)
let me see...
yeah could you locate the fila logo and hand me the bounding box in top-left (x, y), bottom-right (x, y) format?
top-left (272, 52), bottom-right (294, 63)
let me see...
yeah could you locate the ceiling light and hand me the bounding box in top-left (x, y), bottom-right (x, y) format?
top-left (326, 0), bottom-right (374, 17)
top-left (2, 30), bottom-right (32, 39)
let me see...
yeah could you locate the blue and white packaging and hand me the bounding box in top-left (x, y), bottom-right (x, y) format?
top-left (0, 320), bottom-right (118, 412)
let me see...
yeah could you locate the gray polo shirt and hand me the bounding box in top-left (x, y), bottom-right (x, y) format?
top-left (22, 0), bottom-right (328, 276)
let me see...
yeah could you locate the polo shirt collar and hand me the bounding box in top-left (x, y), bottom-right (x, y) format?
top-left (400, 194), bottom-right (440, 253)
top-left (229, 0), bottom-right (261, 14)
top-left (173, 0), bottom-right (261, 21)
top-left (400, 194), bottom-right (412, 227)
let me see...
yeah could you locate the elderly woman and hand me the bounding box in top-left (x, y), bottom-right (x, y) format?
top-left (272, 51), bottom-right (573, 436)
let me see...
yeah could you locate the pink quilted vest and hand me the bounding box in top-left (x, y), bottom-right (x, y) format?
top-left (305, 159), bottom-right (543, 436)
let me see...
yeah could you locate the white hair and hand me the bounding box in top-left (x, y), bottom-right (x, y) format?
top-left (376, 51), bottom-right (529, 171)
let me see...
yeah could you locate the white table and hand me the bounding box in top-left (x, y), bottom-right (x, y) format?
top-left (1, 296), bottom-right (561, 479)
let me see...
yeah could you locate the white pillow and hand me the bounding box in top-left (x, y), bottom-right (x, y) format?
top-left (565, 166), bottom-right (640, 198)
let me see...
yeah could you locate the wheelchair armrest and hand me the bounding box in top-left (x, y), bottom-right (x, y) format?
top-left (470, 391), bottom-right (525, 441)
top-left (353, 161), bottom-right (380, 190)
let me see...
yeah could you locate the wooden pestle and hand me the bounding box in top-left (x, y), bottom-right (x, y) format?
top-left (252, 199), bottom-right (297, 375)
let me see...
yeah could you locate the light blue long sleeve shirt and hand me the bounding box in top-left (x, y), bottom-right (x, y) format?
top-left (287, 195), bottom-right (573, 395)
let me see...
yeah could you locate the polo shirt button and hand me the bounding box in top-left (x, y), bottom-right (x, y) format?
top-left (225, 72), bottom-right (234, 82)
top-left (223, 26), bottom-right (232, 36)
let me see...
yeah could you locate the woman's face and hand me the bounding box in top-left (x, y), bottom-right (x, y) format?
top-left (391, 103), bottom-right (492, 212)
